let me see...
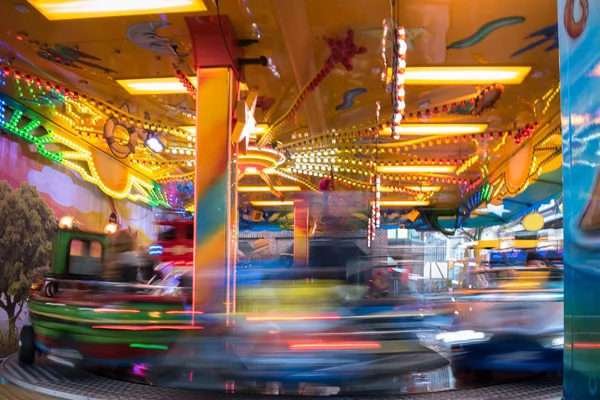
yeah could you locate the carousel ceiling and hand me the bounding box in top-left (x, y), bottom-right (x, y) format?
top-left (0, 0), bottom-right (562, 231)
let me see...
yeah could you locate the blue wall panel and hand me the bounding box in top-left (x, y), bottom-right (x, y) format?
top-left (558, 0), bottom-right (600, 398)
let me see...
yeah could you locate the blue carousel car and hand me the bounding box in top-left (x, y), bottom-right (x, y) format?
top-left (437, 266), bottom-right (564, 380)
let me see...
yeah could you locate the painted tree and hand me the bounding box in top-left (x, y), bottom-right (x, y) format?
top-left (0, 181), bottom-right (55, 335)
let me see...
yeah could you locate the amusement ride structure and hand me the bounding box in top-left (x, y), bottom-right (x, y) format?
top-left (0, 0), bottom-right (570, 398)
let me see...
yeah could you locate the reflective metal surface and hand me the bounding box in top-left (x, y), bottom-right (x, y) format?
top-left (1, 354), bottom-right (563, 399)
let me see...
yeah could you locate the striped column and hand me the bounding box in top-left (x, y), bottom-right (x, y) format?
top-left (193, 68), bottom-right (237, 318)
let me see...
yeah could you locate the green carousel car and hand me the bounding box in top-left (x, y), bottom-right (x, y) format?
top-left (19, 221), bottom-right (195, 367)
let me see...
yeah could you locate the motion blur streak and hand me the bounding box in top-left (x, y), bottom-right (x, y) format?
top-left (567, 343), bottom-right (600, 349)
top-left (289, 342), bottom-right (382, 350)
top-left (92, 325), bottom-right (203, 330)
top-left (246, 313), bottom-right (340, 321)
top-left (165, 310), bottom-right (204, 314)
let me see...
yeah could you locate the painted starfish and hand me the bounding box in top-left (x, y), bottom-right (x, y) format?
top-left (324, 30), bottom-right (367, 72)
top-left (256, 96), bottom-right (275, 112)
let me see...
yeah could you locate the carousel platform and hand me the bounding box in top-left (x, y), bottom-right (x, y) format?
top-left (1, 354), bottom-right (563, 400)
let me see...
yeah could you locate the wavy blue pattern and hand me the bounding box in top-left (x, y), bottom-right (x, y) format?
top-left (335, 88), bottom-right (367, 110)
top-left (447, 16), bottom-right (526, 49)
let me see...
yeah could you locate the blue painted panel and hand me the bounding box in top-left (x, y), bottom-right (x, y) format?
top-left (557, 0), bottom-right (600, 398)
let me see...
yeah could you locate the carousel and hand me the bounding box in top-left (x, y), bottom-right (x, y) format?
top-left (0, 0), bottom-right (565, 398)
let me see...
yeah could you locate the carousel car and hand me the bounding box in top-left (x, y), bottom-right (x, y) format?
top-left (149, 307), bottom-right (451, 393)
top-left (144, 260), bottom-right (452, 392)
top-left (19, 224), bottom-right (192, 368)
top-left (343, 257), bottom-right (455, 332)
top-left (437, 266), bottom-right (564, 379)
top-left (22, 225), bottom-right (450, 390)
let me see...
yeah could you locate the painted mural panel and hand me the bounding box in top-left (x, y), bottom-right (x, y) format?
top-left (0, 136), bottom-right (156, 243)
top-left (0, 134), bottom-right (156, 357)
top-left (557, 0), bottom-right (600, 398)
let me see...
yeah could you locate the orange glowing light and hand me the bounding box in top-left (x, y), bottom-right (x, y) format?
top-left (572, 343), bottom-right (600, 349)
top-left (117, 78), bottom-right (190, 95)
top-left (92, 325), bottom-right (204, 331)
top-left (165, 310), bottom-right (204, 315)
top-left (403, 66), bottom-right (531, 85)
top-left (382, 123), bottom-right (488, 136)
top-left (93, 308), bottom-right (140, 313)
top-left (250, 200), bottom-right (294, 207)
top-left (27, 0), bottom-right (208, 20)
top-left (377, 165), bottom-right (456, 174)
top-left (405, 186), bottom-right (442, 192)
top-left (289, 342), bottom-right (382, 351)
top-left (243, 168), bottom-right (277, 175)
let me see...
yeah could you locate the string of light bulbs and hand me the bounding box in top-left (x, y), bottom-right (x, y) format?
top-left (391, 26), bottom-right (407, 140)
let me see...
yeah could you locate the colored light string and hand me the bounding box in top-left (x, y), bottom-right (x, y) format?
top-left (514, 122), bottom-right (540, 145)
top-left (175, 68), bottom-right (197, 99)
top-left (405, 98), bottom-right (477, 121)
top-left (460, 124), bottom-right (558, 214)
top-left (381, 19), bottom-right (388, 83)
top-left (391, 26), bottom-right (407, 140)
top-left (282, 123), bottom-right (524, 152)
top-left (374, 174), bottom-right (381, 228)
top-left (539, 83), bottom-right (560, 116)
top-left (501, 125), bottom-right (561, 195)
top-left (367, 218), bottom-right (372, 248)
top-left (371, 100), bottom-right (382, 242)
top-left (455, 154), bottom-right (479, 175)
top-left (0, 65), bottom-right (191, 142)
top-left (0, 98), bottom-right (168, 207)
top-left (131, 158), bottom-right (195, 167)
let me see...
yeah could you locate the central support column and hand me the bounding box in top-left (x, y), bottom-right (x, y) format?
top-left (193, 67), bottom-right (237, 318)
top-left (294, 193), bottom-right (310, 268)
